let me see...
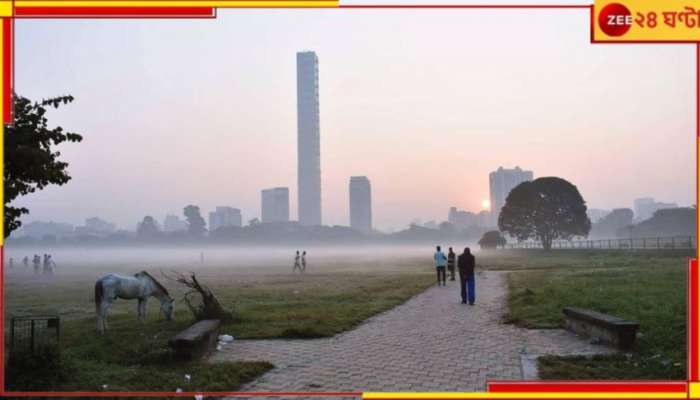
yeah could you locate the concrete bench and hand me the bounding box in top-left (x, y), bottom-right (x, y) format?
top-left (168, 319), bottom-right (221, 361)
top-left (563, 307), bottom-right (639, 350)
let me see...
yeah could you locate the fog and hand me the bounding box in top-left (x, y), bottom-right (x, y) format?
top-left (3, 244), bottom-right (477, 276)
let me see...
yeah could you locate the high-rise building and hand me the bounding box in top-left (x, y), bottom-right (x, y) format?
top-left (208, 206), bottom-right (242, 232)
top-left (489, 166), bottom-right (534, 226)
top-left (261, 187), bottom-right (290, 223)
top-left (349, 176), bottom-right (372, 233)
top-left (297, 51), bottom-right (322, 226)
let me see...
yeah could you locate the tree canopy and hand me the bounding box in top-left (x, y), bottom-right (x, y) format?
top-left (498, 177), bottom-right (590, 250)
top-left (183, 205), bottom-right (206, 236)
top-left (4, 94), bottom-right (83, 237)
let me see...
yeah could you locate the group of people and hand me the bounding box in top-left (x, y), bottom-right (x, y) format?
top-left (433, 246), bottom-right (476, 305)
top-left (293, 250), bottom-right (307, 273)
top-left (8, 254), bottom-right (57, 274)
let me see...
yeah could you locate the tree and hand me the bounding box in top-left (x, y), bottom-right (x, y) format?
top-left (478, 230), bottom-right (506, 249)
top-left (137, 216), bottom-right (160, 238)
top-left (498, 177), bottom-right (590, 251)
top-left (183, 205), bottom-right (206, 236)
top-left (4, 94), bottom-right (82, 237)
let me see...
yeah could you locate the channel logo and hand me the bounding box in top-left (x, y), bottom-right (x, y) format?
top-left (598, 2), bottom-right (632, 37)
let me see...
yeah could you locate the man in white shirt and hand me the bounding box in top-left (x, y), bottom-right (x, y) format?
top-left (433, 245), bottom-right (447, 286)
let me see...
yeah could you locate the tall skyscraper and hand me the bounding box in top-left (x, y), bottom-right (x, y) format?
top-left (489, 166), bottom-right (534, 227)
top-left (208, 206), bottom-right (242, 231)
top-left (297, 51), bottom-right (322, 226)
top-left (261, 187), bottom-right (290, 223)
top-left (349, 176), bottom-right (372, 233)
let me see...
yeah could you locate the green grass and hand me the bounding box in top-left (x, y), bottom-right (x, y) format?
top-left (502, 251), bottom-right (687, 379)
top-left (4, 256), bottom-right (435, 391)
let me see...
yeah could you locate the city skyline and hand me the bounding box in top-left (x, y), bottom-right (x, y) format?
top-left (12, 10), bottom-right (695, 231)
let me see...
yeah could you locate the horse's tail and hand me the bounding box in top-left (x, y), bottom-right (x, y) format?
top-left (94, 280), bottom-right (103, 314)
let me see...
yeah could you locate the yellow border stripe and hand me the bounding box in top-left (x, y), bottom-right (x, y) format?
top-left (363, 392), bottom-right (687, 399)
top-left (16, 0), bottom-right (337, 6)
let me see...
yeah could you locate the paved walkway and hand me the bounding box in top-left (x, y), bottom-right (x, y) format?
top-left (211, 271), bottom-right (613, 394)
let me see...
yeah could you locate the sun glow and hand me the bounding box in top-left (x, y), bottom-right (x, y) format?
top-left (481, 200), bottom-right (490, 210)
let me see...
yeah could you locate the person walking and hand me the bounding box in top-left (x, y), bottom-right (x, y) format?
top-left (457, 247), bottom-right (476, 305)
top-left (433, 246), bottom-right (447, 286)
top-left (301, 251), bottom-right (307, 272)
top-left (447, 247), bottom-right (456, 281)
top-left (293, 250), bottom-right (302, 273)
top-left (32, 254), bottom-right (40, 274)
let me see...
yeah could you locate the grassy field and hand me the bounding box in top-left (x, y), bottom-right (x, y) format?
top-left (499, 250), bottom-right (687, 380)
top-left (3, 247), bottom-right (435, 391)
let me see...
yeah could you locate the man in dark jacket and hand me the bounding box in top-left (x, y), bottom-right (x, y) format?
top-left (457, 247), bottom-right (476, 305)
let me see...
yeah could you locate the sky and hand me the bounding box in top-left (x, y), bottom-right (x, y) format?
top-left (14, 8), bottom-right (696, 232)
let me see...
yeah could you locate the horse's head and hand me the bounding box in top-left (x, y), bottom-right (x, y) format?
top-left (160, 297), bottom-right (175, 321)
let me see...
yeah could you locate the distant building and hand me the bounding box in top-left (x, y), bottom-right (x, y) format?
top-left (478, 210), bottom-right (492, 228)
top-left (163, 214), bottom-right (188, 233)
top-left (448, 207), bottom-right (478, 229)
top-left (75, 217), bottom-right (116, 236)
top-left (634, 197), bottom-right (679, 221)
top-left (587, 208), bottom-right (611, 224)
top-left (297, 51), bottom-right (322, 226)
top-left (349, 176), bottom-right (372, 233)
top-left (261, 187), bottom-right (290, 223)
top-left (16, 220), bottom-right (74, 239)
top-left (489, 166), bottom-right (533, 226)
top-left (208, 206), bottom-right (242, 231)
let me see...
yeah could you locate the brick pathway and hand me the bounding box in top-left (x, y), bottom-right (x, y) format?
top-left (211, 271), bottom-right (613, 394)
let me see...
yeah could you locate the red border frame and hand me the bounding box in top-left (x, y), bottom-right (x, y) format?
top-left (2, 3), bottom-right (698, 398)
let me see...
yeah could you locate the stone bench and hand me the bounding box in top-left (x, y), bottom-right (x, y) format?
top-left (168, 319), bottom-right (221, 361)
top-left (563, 307), bottom-right (639, 350)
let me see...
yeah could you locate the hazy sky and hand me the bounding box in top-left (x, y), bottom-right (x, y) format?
top-left (14, 8), bottom-right (695, 231)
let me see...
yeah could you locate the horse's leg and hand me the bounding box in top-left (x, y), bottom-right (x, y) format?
top-left (137, 299), bottom-right (146, 323)
top-left (96, 301), bottom-right (104, 334)
top-left (102, 300), bottom-right (113, 331)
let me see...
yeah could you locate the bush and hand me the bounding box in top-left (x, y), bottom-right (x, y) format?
top-left (478, 230), bottom-right (506, 249)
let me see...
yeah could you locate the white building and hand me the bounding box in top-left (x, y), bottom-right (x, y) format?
top-left (261, 187), bottom-right (290, 223)
top-left (297, 51), bottom-right (322, 226)
top-left (489, 166), bottom-right (533, 226)
top-left (163, 214), bottom-right (188, 233)
top-left (208, 207), bottom-right (242, 232)
top-left (349, 176), bottom-right (372, 233)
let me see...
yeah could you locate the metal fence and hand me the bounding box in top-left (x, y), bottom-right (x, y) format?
top-left (505, 236), bottom-right (697, 250)
top-left (9, 315), bottom-right (60, 355)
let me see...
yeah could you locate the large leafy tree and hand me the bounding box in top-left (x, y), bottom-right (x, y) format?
top-left (4, 94), bottom-right (83, 237)
top-left (137, 215), bottom-right (161, 238)
top-left (498, 177), bottom-right (590, 250)
top-left (183, 205), bottom-right (206, 237)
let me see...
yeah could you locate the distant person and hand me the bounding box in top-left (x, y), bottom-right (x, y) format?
top-left (43, 254), bottom-right (51, 274)
top-left (8, 257), bottom-right (13, 269)
top-left (433, 246), bottom-right (447, 286)
top-left (47, 254), bottom-right (56, 274)
top-left (22, 256), bottom-right (29, 268)
top-left (447, 247), bottom-right (456, 281)
top-left (457, 247), bottom-right (476, 305)
top-left (301, 251), bottom-right (307, 272)
top-left (293, 250), bottom-right (302, 273)
top-left (32, 254), bottom-right (40, 274)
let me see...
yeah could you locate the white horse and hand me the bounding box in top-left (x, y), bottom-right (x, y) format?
top-left (94, 271), bottom-right (174, 334)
